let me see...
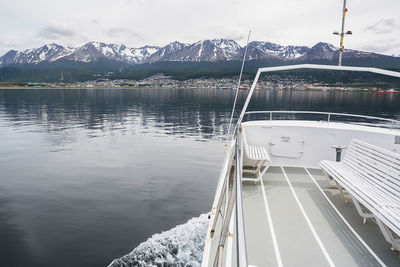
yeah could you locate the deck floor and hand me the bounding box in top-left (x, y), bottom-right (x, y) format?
top-left (241, 166), bottom-right (399, 267)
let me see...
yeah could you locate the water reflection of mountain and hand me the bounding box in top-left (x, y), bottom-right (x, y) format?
top-left (0, 88), bottom-right (399, 141)
top-left (0, 88), bottom-right (235, 140)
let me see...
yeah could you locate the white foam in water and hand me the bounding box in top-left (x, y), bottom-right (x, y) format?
top-left (108, 214), bottom-right (209, 267)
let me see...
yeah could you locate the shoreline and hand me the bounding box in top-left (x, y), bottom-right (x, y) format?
top-left (0, 86), bottom-right (399, 93)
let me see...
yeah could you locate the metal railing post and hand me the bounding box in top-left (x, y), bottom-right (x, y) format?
top-left (235, 126), bottom-right (248, 267)
top-left (212, 127), bottom-right (248, 267)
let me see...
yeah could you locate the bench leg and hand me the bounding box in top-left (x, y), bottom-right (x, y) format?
top-left (350, 195), bottom-right (374, 224)
top-left (243, 160), bottom-right (269, 184)
top-left (257, 162), bottom-right (270, 183)
top-left (335, 181), bottom-right (351, 203)
top-left (376, 218), bottom-right (400, 251)
top-left (343, 193), bottom-right (400, 251)
top-left (254, 160), bottom-right (263, 183)
top-left (242, 161), bottom-right (259, 183)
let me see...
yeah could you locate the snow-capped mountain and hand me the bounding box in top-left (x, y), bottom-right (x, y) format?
top-left (180, 39), bottom-right (241, 61)
top-left (0, 50), bottom-right (18, 66)
top-left (0, 39), bottom-right (396, 67)
top-left (146, 41), bottom-right (189, 63)
top-left (64, 42), bottom-right (160, 64)
top-left (146, 39), bottom-right (241, 62)
top-left (296, 42), bottom-right (379, 61)
top-left (0, 44), bottom-right (75, 65)
top-left (236, 41), bottom-right (310, 60)
top-left (0, 42), bottom-right (160, 66)
top-left (297, 42), bottom-right (337, 61)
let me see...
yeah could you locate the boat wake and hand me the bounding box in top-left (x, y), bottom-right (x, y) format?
top-left (108, 214), bottom-right (209, 267)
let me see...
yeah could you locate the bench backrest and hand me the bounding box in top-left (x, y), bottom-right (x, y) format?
top-left (241, 128), bottom-right (271, 161)
top-left (343, 139), bottom-right (400, 197)
top-left (242, 128), bottom-right (257, 160)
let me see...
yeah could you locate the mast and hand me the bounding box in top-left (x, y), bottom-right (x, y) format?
top-left (338, 0), bottom-right (347, 66)
top-left (333, 0), bottom-right (352, 66)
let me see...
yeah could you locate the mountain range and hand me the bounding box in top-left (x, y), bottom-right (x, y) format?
top-left (1, 39), bottom-right (398, 68)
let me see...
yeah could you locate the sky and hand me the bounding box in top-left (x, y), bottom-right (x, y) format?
top-left (0, 0), bottom-right (399, 56)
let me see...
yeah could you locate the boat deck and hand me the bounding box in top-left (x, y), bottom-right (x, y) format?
top-left (239, 166), bottom-right (399, 267)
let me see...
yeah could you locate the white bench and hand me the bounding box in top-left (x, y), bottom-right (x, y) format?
top-left (242, 128), bottom-right (271, 183)
top-left (320, 139), bottom-right (400, 250)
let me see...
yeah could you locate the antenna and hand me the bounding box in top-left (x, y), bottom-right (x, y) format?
top-left (333, 0), bottom-right (352, 66)
top-left (226, 30), bottom-right (251, 142)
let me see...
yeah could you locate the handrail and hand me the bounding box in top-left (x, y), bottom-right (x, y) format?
top-left (244, 110), bottom-right (400, 130)
top-left (235, 127), bottom-right (248, 267)
top-left (212, 127), bottom-right (248, 267)
top-left (235, 64), bottom-right (400, 128)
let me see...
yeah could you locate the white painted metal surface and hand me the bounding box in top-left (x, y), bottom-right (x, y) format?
top-left (320, 139), bottom-right (400, 249)
top-left (202, 64), bottom-right (400, 267)
top-left (238, 64), bottom-right (400, 126)
top-left (243, 120), bottom-right (400, 168)
top-left (235, 129), bottom-right (248, 267)
top-left (242, 128), bottom-right (271, 161)
top-left (242, 127), bottom-right (271, 182)
top-left (245, 110), bottom-right (400, 130)
top-left (202, 140), bottom-right (235, 266)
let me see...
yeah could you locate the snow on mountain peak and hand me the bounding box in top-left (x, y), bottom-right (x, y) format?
top-left (0, 40), bottom-right (392, 66)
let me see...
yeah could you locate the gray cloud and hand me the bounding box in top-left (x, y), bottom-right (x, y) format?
top-left (1, 0), bottom-right (400, 56)
top-left (38, 26), bottom-right (77, 39)
top-left (211, 27), bottom-right (246, 42)
top-left (103, 28), bottom-right (145, 47)
top-left (358, 38), bottom-right (400, 54)
top-left (0, 40), bottom-right (21, 52)
top-left (364, 18), bottom-right (398, 34)
top-left (105, 28), bottom-right (143, 39)
top-left (222, 33), bottom-right (245, 42)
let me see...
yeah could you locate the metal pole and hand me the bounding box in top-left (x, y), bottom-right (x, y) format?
top-left (235, 127), bottom-right (248, 267)
top-left (338, 0), bottom-right (347, 66)
top-left (213, 177), bottom-right (236, 267)
top-left (237, 69), bottom-right (262, 125)
top-left (227, 31), bottom-right (251, 141)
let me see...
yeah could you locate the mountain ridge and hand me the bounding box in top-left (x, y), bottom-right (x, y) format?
top-left (1, 39), bottom-right (397, 68)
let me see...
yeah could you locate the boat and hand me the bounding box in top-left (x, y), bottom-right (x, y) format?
top-left (201, 64), bottom-right (400, 266)
top-left (372, 89), bottom-right (398, 94)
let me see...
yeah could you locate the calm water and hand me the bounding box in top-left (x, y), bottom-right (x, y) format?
top-left (0, 88), bottom-right (399, 267)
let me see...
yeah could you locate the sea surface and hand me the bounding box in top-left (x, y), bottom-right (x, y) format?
top-left (0, 88), bottom-right (399, 267)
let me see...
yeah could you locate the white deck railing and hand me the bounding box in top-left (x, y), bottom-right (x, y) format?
top-left (235, 64), bottom-right (400, 131)
top-left (244, 110), bottom-right (400, 130)
top-left (211, 127), bottom-right (248, 267)
top-left (207, 64), bottom-right (400, 267)
top-left (234, 127), bottom-right (248, 267)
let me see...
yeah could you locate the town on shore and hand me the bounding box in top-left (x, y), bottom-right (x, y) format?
top-left (0, 73), bottom-right (399, 92)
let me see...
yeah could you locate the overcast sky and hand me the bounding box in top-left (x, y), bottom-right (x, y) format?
top-left (0, 0), bottom-right (399, 56)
